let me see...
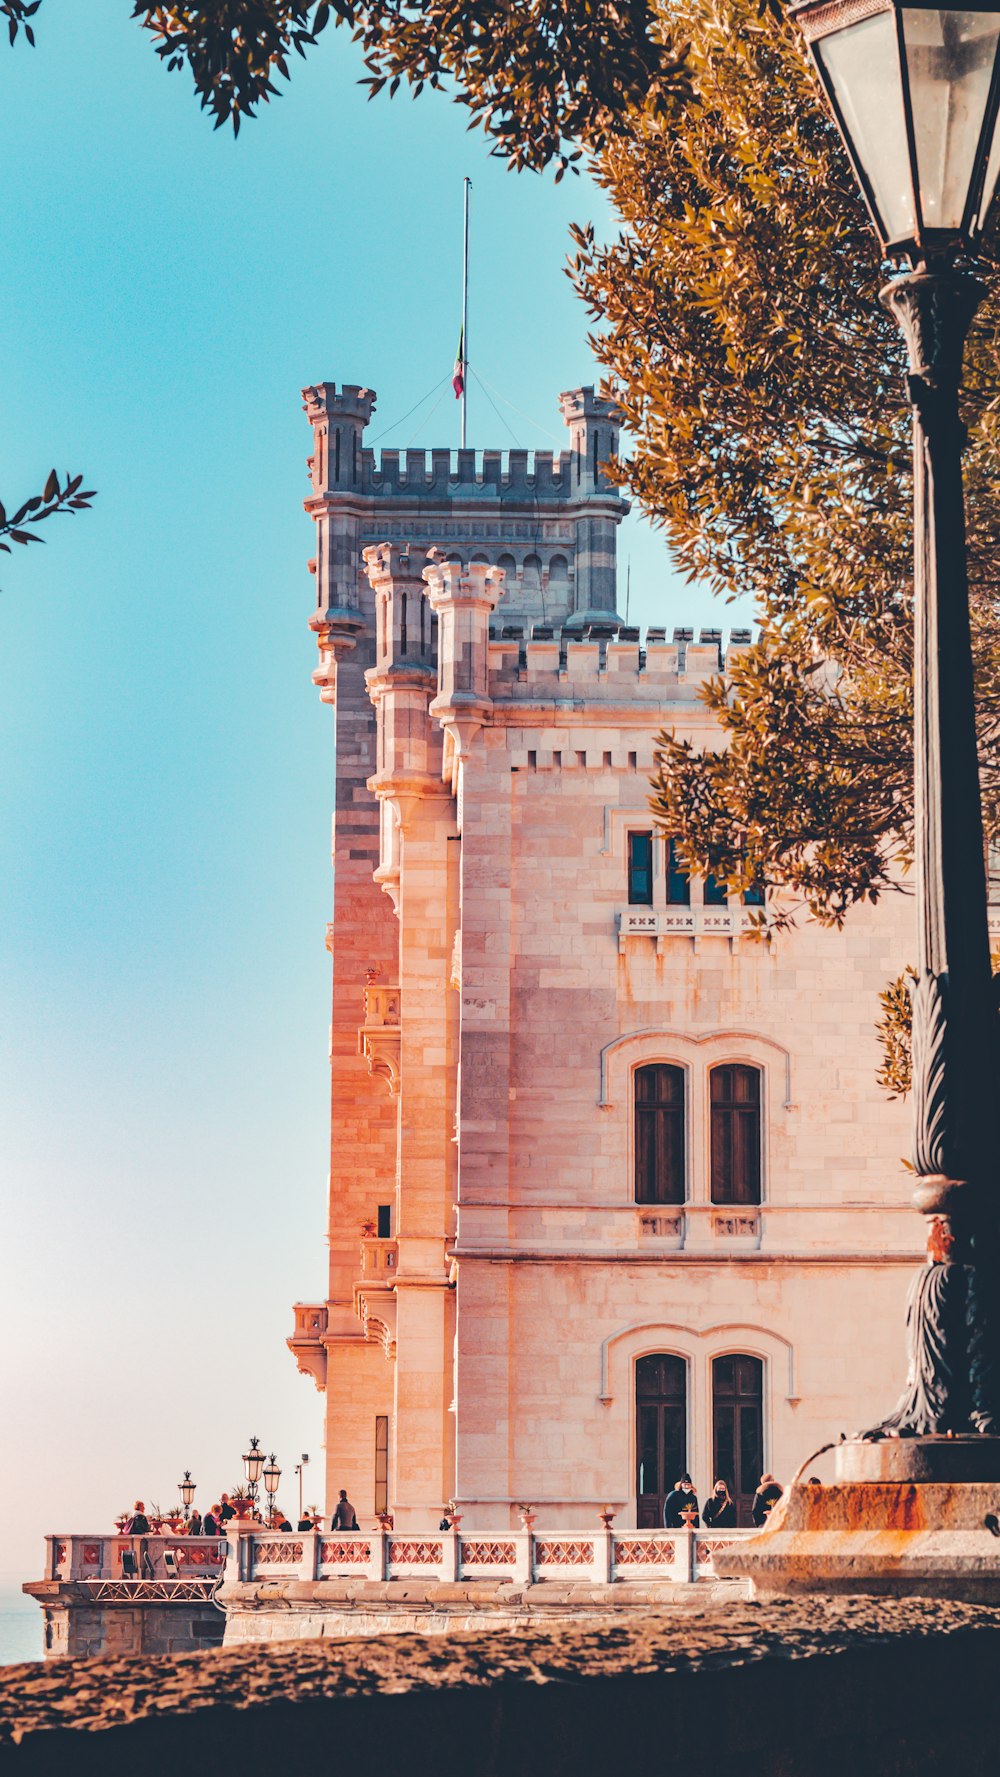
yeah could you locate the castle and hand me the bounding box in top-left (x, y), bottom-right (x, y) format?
top-left (287, 380), bottom-right (924, 1533)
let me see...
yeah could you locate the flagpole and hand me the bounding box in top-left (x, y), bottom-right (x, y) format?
top-left (461, 176), bottom-right (471, 449)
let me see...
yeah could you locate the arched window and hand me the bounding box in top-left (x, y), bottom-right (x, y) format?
top-left (634, 1064), bottom-right (685, 1204)
top-left (712, 1354), bottom-right (763, 1526)
top-left (636, 1353), bottom-right (687, 1529)
top-left (710, 1065), bottom-right (762, 1204)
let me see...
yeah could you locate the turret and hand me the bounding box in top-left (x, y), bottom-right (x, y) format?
top-left (557, 388), bottom-right (625, 630)
top-left (362, 543), bottom-right (444, 901)
top-left (302, 385), bottom-right (377, 696)
top-left (425, 556), bottom-right (505, 774)
top-left (558, 387), bottom-right (621, 494)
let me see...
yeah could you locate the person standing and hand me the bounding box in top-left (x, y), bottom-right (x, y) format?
top-left (203, 1507), bottom-right (221, 1537)
top-left (702, 1480), bottom-right (737, 1529)
top-left (187, 1510), bottom-right (203, 1537)
top-left (751, 1473), bottom-right (784, 1526)
top-left (662, 1474), bottom-right (700, 1529)
top-left (331, 1489), bottom-right (358, 1530)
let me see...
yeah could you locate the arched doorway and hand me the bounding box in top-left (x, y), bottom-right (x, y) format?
top-left (712, 1354), bottom-right (764, 1526)
top-left (635, 1354), bottom-right (687, 1529)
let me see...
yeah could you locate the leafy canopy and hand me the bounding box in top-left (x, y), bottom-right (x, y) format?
top-left (569, 0), bottom-right (1000, 929)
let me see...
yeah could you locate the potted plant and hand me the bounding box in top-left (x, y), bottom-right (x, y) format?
top-left (229, 1488), bottom-right (255, 1521)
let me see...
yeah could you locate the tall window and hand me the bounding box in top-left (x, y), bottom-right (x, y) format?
top-left (704, 872), bottom-right (728, 906)
top-left (627, 831), bottom-right (654, 905)
top-left (710, 1065), bottom-right (762, 1204)
top-left (636, 1354), bottom-right (687, 1529)
top-left (634, 1064), bottom-right (685, 1203)
top-left (374, 1415), bottom-right (389, 1516)
top-left (666, 840), bottom-right (691, 906)
top-left (712, 1355), bottom-right (764, 1527)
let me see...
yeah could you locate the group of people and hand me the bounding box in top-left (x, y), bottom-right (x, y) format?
top-left (119, 1493), bottom-right (339, 1537)
top-left (662, 1473), bottom-right (784, 1528)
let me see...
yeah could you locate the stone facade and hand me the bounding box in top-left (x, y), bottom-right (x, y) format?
top-left (289, 381), bottom-right (930, 1536)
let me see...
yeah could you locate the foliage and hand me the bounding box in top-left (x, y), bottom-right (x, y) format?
top-left (875, 966), bottom-right (918, 1100)
top-left (0, 472), bottom-right (95, 559)
top-left (1, 0), bottom-right (40, 45)
top-left (876, 956), bottom-right (1000, 1098)
top-left (9, 1), bottom-right (688, 172)
top-left (132, 0), bottom-right (689, 172)
top-left (568, 0), bottom-right (1000, 928)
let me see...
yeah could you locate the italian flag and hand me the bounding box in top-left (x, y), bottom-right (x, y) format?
top-left (452, 326), bottom-right (465, 399)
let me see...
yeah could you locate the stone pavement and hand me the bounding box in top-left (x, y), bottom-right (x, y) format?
top-left (3, 1596), bottom-right (1000, 1775)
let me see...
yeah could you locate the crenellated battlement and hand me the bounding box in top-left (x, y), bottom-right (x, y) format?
top-left (487, 623), bottom-right (754, 702)
top-left (356, 445), bottom-right (606, 499)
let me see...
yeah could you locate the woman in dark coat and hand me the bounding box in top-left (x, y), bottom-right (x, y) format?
top-left (751, 1474), bottom-right (784, 1526)
top-left (702, 1479), bottom-right (737, 1529)
top-left (662, 1474), bottom-right (700, 1529)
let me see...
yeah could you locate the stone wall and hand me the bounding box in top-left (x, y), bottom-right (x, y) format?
top-left (4, 1599), bottom-right (1000, 1776)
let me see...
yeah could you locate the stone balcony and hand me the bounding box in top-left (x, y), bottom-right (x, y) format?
top-left (358, 982), bottom-right (401, 1097)
top-left (287, 1302), bottom-right (329, 1391)
top-left (618, 906), bottom-right (757, 952)
top-left (354, 1236), bottom-right (398, 1357)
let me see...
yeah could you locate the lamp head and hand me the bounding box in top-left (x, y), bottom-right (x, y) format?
top-left (791, 0), bottom-right (1000, 260)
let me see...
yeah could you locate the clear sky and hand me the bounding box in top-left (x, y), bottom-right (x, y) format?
top-left (0, 2), bottom-right (746, 1608)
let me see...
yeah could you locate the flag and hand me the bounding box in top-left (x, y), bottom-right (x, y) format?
top-left (452, 327), bottom-right (464, 399)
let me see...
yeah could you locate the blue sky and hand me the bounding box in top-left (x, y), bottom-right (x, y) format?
top-left (0, 3), bottom-right (740, 1604)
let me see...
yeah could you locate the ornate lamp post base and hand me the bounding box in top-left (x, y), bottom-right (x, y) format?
top-left (717, 1437), bottom-right (1000, 1600)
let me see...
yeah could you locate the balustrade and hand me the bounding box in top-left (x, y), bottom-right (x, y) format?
top-left (238, 1525), bottom-right (755, 1584)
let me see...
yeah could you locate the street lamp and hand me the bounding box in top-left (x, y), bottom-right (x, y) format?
top-left (295, 1454), bottom-right (310, 1523)
top-left (178, 1470), bottom-right (197, 1519)
top-left (262, 1453), bottom-right (282, 1524)
top-left (242, 1435), bottom-right (265, 1510)
top-left (791, 0), bottom-right (1000, 1436)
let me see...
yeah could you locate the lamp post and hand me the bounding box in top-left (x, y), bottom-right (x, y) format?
top-left (178, 1470), bottom-right (197, 1521)
top-left (262, 1453), bottom-right (282, 1526)
top-left (790, 0), bottom-right (1000, 1438)
top-left (242, 1435), bottom-right (266, 1513)
top-left (295, 1454), bottom-right (310, 1524)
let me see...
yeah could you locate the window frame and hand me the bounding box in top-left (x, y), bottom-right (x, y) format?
top-left (708, 1062), bottom-right (764, 1205)
top-left (631, 1060), bottom-right (689, 1205)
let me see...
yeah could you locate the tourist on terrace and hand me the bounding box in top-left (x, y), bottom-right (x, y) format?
top-left (751, 1474), bottom-right (784, 1526)
top-left (662, 1475), bottom-right (700, 1529)
top-left (187, 1510), bottom-right (203, 1536)
top-left (703, 1480), bottom-right (737, 1529)
top-left (331, 1489), bottom-right (358, 1530)
top-left (203, 1506), bottom-right (221, 1536)
top-left (297, 1509), bottom-right (314, 1531)
top-left (126, 1501), bottom-right (150, 1534)
top-left (218, 1493), bottom-right (235, 1523)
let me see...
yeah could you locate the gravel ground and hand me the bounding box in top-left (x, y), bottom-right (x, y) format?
top-left (4, 1594), bottom-right (1000, 1745)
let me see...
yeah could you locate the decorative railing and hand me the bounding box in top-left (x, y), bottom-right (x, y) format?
top-left (44, 1535), bottom-right (227, 1584)
top-left (237, 1526), bottom-right (755, 1584)
top-left (619, 907), bottom-right (756, 945)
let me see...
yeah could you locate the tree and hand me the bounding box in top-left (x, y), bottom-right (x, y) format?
top-left (566, 0), bottom-right (1000, 931)
top-left (7, 1), bottom-right (689, 175)
top-left (0, 473), bottom-right (95, 564)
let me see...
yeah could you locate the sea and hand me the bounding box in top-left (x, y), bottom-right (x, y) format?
top-left (0, 1585), bottom-right (43, 1666)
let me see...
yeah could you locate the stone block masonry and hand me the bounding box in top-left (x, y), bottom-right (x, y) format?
top-left (4, 1599), bottom-right (1000, 1776)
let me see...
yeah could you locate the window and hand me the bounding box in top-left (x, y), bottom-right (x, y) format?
top-left (374, 1415), bottom-right (389, 1516)
top-left (376, 1204), bottom-right (392, 1239)
top-left (634, 1064), bottom-right (685, 1203)
top-left (704, 872), bottom-right (728, 906)
top-left (743, 881), bottom-right (766, 907)
top-left (710, 1065), bottom-right (762, 1204)
top-left (635, 1354), bottom-right (687, 1529)
top-left (666, 839), bottom-right (691, 906)
top-left (712, 1355), bottom-right (764, 1527)
top-left (628, 831), bottom-right (654, 905)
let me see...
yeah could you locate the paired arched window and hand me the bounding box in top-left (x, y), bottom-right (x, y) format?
top-left (710, 1065), bottom-right (762, 1204)
top-left (634, 1064), bottom-right (685, 1204)
top-left (632, 1060), bottom-right (763, 1205)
